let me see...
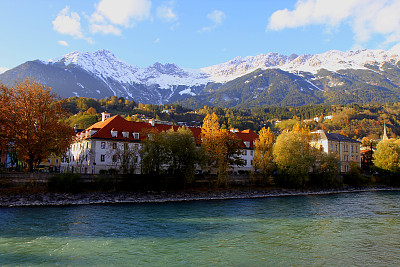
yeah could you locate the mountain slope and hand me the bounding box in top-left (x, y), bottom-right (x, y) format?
top-left (1, 48), bottom-right (400, 108)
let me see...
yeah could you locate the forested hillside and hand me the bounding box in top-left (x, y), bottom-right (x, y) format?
top-left (62, 96), bottom-right (400, 140)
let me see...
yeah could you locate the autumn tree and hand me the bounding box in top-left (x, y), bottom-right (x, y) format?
top-left (272, 124), bottom-right (316, 187)
top-left (201, 113), bottom-right (244, 186)
top-left (374, 139), bottom-right (400, 185)
top-left (252, 127), bottom-right (276, 184)
top-left (0, 79), bottom-right (74, 172)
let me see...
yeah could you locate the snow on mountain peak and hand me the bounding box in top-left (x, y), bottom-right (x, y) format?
top-left (44, 47), bottom-right (400, 87)
top-left (46, 50), bottom-right (210, 89)
top-left (202, 48), bottom-right (400, 83)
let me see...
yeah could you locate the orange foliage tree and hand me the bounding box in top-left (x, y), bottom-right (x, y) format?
top-left (0, 79), bottom-right (74, 171)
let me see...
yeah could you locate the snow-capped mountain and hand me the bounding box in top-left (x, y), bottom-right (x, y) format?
top-left (201, 49), bottom-right (400, 83)
top-left (47, 50), bottom-right (209, 91)
top-left (2, 47), bottom-right (400, 107)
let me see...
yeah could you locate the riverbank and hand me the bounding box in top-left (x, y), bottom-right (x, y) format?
top-left (1, 185), bottom-right (399, 207)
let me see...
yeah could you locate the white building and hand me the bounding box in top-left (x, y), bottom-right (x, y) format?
top-left (312, 130), bottom-right (361, 172)
top-left (61, 113), bottom-right (258, 174)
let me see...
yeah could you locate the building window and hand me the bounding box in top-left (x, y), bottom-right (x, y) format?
top-left (124, 143), bottom-right (129, 150)
top-left (100, 155), bottom-right (105, 162)
top-left (351, 145), bottom-right (354, 153)
top-left (56, 159), bottom-right (59, 164)
top-left (335, 144), bottom-right (338, 151)
top-left (101, 142), bottom-right (105, 149)
top-left (111, 130), bottom-right (118, 138)
top-left (250, 150), bottom-right (254, 156)
top-left (122, 131), bottom-right (129, 138)
top-left (113, 143), bottom-right (117, 149)
top-left (343, 145), bottom-right (347, 152)
top-left (112, 155), bottom-right (118, 162)
top-left (345, 165), bottom-right (349, 172)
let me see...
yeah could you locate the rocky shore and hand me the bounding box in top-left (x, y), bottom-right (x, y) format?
top-left (1, 186), bottom-right (399, 207)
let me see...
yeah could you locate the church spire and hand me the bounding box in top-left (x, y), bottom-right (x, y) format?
top-left (383, 122), bottom-right (389, 140)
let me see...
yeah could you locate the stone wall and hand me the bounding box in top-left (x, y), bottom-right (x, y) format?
top-left (0, 172), bottom-right (252, 189)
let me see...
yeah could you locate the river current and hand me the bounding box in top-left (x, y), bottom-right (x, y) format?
top-left (1, 191), bottom-right (400, 266)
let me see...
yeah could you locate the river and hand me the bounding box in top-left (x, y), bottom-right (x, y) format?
top-left (1, 191), bottom-right (400, 266)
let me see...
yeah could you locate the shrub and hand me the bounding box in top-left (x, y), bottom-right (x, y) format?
top-left (48, 173), bottom-right (82, 192)
top-left (344, 162), bottom-right (368, 186)
top-left (94, 174), bottom-right (116, 191)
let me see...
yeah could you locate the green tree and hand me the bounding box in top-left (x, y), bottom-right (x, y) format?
top-left (310, 152), bottom-right (340, 187)
top-left (139, 130), bottom-right (167, 175)
top-left (164, 127), bottom-right (205, 184)
top-left (273, 126), bottom-right (315, 187)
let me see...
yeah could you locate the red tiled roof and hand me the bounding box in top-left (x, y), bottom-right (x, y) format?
top-left (234, 129), bottom-right (259, 148)
top-left (77, 115), bottom-right (258, 147)
top-left (78, 115), bottom-right (202, 142)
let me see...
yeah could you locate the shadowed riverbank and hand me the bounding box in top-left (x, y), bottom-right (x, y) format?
top-left (1, 186), bottom-right (399, 207)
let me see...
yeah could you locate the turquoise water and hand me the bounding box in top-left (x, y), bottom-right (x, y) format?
top-left (1, 191), bottom-right (400, 266)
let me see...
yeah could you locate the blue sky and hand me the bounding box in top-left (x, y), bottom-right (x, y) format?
top-left (1, 0), bottom-right (400, 72)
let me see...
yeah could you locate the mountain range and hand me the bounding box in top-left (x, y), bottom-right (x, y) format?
top-left (2, 47), bottom-right (400, 108)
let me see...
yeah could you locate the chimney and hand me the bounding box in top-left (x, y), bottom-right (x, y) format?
top-left (149, 118), bottom-right (155, 127)
top-left (101, 112), bottom-right (111, 121)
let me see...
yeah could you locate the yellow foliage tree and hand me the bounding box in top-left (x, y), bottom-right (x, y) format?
top-left (374, 139), bottom-right (400, 173)
top-left (201, 113), bottom-right (243, 186)
top-left (252, 127), bottom-right (275, 184)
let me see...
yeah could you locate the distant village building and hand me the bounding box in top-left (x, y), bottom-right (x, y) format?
top-left (312, 130), bottom-right (361, 173)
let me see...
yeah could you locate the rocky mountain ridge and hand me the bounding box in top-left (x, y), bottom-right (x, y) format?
top-left (1, 47), bottom-right (400, 107)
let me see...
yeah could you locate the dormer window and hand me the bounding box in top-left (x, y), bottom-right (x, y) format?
top-left (133, 132), bottom-right (140, 139)
top-left (122, 131), bottom-right (129, 138)
top-left (111, 130), bottom-right (118, 137)
top-left (244, 141), bottom-right (250, 148)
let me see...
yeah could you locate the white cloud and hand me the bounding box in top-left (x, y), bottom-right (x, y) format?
top-left (53, 6), bottom-right (94, 43)
top-left (208, 10), bottom-right (226, 25)
top-left (88, 0), bottom-right (151, 35)
top-left (57, 40), bottom-right (69, 46)
top-left (52, 6), bottom-right (84, 39)
top-left (90, 23), bottom-right (122, 35)
top-left (93, 0), bottom-right (151, 27)
top-left (267, 0), bottom-right (400, 47)
top-left (156, 4), bottom-right (177, 22)
top-left (0, 67), bottom-right (9, 74)
top-left (154, 37), bottom-right (160, 43)
top-left (199, 9), bottom-right (226, 32)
